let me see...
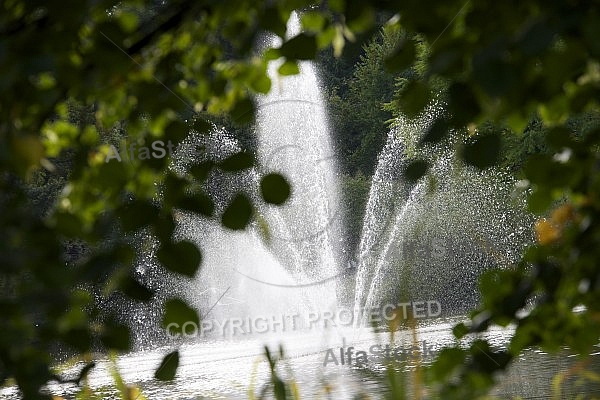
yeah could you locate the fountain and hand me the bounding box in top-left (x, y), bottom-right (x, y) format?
top-left (122, 12), bottom-right (533, 348)
top-left (160, 12), bottom-right (344, 340)
top-left (353, 102), bottom-right (534, 320)
top-left (0, 11), bottom-right (541, 400)
top-left (253, 12), bottom-right (344, 306)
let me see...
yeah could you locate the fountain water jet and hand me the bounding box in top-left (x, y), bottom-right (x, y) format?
top-left (353, 102), bottom-right (533, 322)
top-left (253, 12), bottom-right (344, 309)
top-left (163, 12), bottom-right (345, 338)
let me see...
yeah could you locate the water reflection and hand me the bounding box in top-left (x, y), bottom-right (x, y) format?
top-left (3, 318), bottom-right (598, 399)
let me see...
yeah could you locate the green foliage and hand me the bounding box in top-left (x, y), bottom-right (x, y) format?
top-left (279, 33), bottom-right (317, 60)
top-left (340, 173), bottom-right (371, 250)
top-left (257, 346), bottom-right (299, 400)
top-left (161, 299), bottom-right (199, 329)
top-left (419, 117), bottom-right (449, 145)
top-left (323, 25), bottom-right (403, 176)
top-left (157, 240), bottom-right (201, 278)
top-left (2, 0), bottom-right (378, 397)
top-left (71, 354), bottom-right (148, 400)
top-left (278, 60), bottom-right (300, 76)
top-left (218, 152), bottom-right (255, 171)
top-left (4, 0), bottom-right (600, 398)
top-left (221, 193), bottom-right (253, 230)
top-left (462, 133), bottom-right (501, 170)
top-left (384, 38), bottom-right (416, 73)
top-left (377, 0), bottom-right (600, 394)
top-left (403, 159), bottom-right (429, 182)
top-left (154, 351), bottom-right (179, 382)
top-left (260, 173), bottom-right (291, 205)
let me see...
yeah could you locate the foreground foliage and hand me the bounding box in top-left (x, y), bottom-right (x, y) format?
top-left (2, 0), bottom-right (600, 398)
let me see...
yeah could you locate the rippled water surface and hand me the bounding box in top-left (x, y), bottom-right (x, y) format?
top-left (3, 317), bottom-right (599, 399)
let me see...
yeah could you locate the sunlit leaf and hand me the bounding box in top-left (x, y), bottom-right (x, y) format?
top-left (278, 60), bottom-right (300, 76)
top-left (301, 12), bottom-right (326, 32)
top-left (249, 73), bottom-right (271, 94)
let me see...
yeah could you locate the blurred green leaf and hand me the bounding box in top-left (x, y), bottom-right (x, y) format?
top-left (53, 211), bottom-right (84, 237)
top-left (278, 60), bottom-right (300, 76)
top-left (120, 275), bottom-right (154, 302)
top-left (164, 120), bottom-right (189, 145)
top-left (162, 299), bottom-right (199, 328)
top-left (420, 118), bottom-right (449, 145)
top-left (384, 38), bottom-right (415, 72)
top-left (259, 6), bottom-right (287, 38)
top-left (301, 12), bottom-right (326, 32)
top-left (117, 200), bottom-right (158, 232)
top-left (163, 173), bottom-right (187, 207)
top-left (221, 193), bottom-right (253, 230)
top-left (219, 152), bottom-right (254, 171)
top-left (453, 322), bottom-right (470, 339)
top-left (516, 19), bottom-right (554, 56)
top-left (192, 118), bottom-right (213, 134)
top-left (63, 328), bottom-right (93, 352)
top-left (230, 97), bottom-right (255, 126)
top-left (153, 214), bottom-right (176, 243)
top-left (97, 159), bottom-right (128, 189)
top-left (403, 159), bottom-right (429, 182)
top-left (190, 161), bottom-right (213, 182)
top-left (116, 10), bottom-right (139, 33)
top-left (178, 193), bottom-right (214, 217)
top-left (279, 33), bottom-right (317, 60)
top-left (264, 48), bottom-right (282, 61)
top-left (101, 321), bottom-right (131, 351)
top-left (154, 351), bottom-right (180, 381)
top-left (260, 173), bottom-right (291, 205)
top-left (447, 82), bottom-right (481, 127)
top-left (545, 126), bottom-right (574, 150)
top-left (429, 347), bottom-right (466, 381)
top-left (158, 240), bottom-right (202, 278)
top-left (399, 80), bottom-right (431, 118)
top-left (249, 74), bottom-right (271, 94)
top-left (524, 154), bottom-right (573, 188)
top-left (472, 48), bottom-right (517, 97)
top-left (345, 3), bottom-right (375, 32)
top-left (527, 187), bottom-right (553, 214)
top-left (462, 133), bottom-right (501, 169)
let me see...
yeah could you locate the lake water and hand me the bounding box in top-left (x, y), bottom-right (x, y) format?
top-left (3, 316), bottom-right (599, 399)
